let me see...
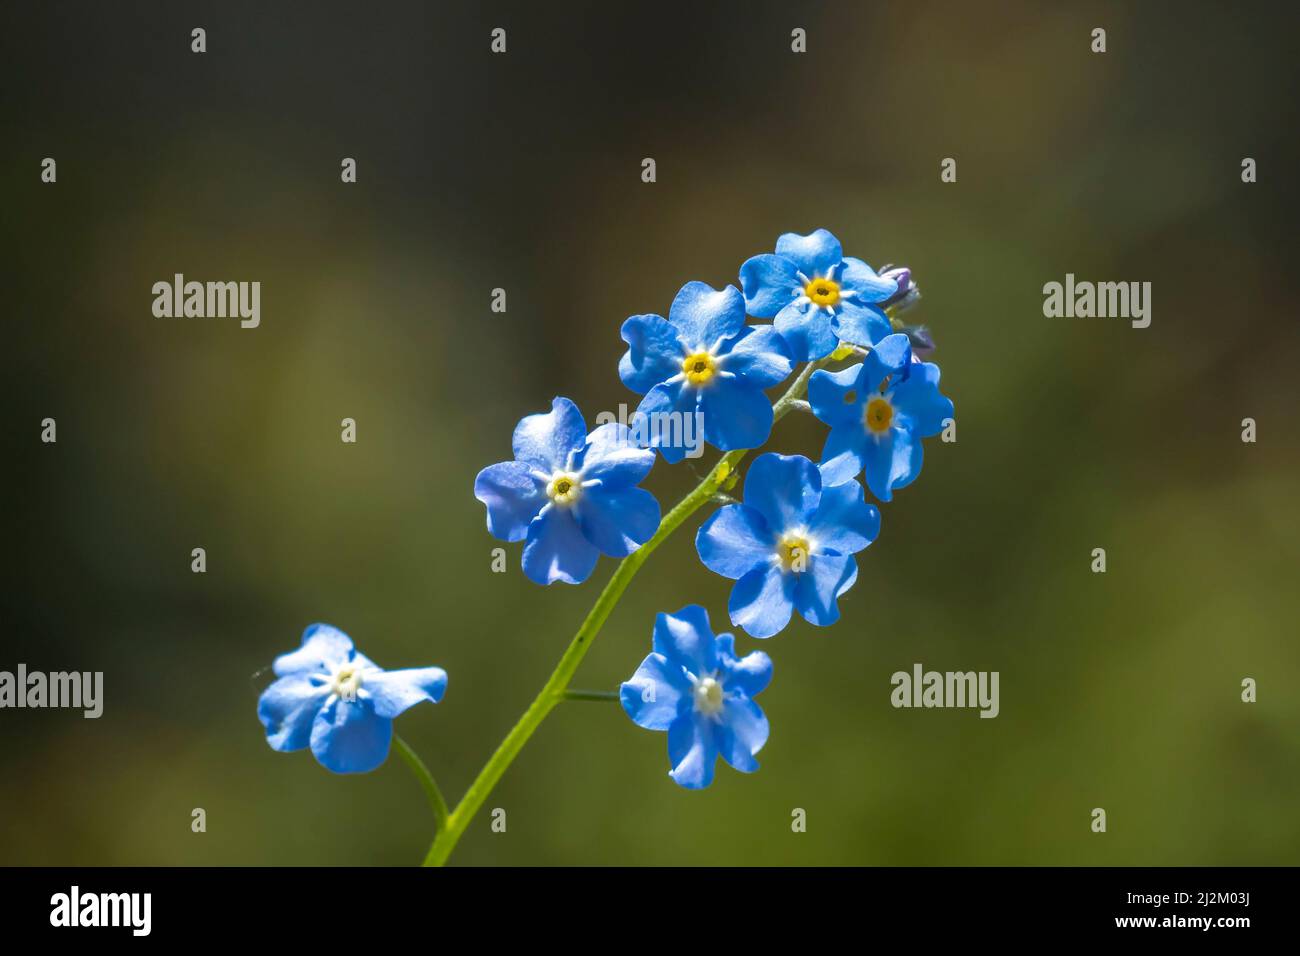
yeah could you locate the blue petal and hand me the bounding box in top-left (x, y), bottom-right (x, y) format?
top-left (831, 301), bottom-right (892, 348)
top-left (819, 425), bottom-right (869, 486)
top-left (620, 652), bottom-right (688, 731)
top-left (738, 254), bottom-right (801, 318)
top-left (839, 257), bottom-right (898, 302)
top-left (521, 506), bottom-right (600, 585)
top-left (309, 697), bottom-right (393, 774)
top-left (578, 422), bottom-right (656, 489)
top-left (807, 480), bottom-right (880, 554)
top-left (474, 461), bottom-right (546, 542)
top-left (634, 379), bottom-right (698, 464)
top-left (716, 696), bottom-right (769, 773)
top-left (666, 281), bottom-right (746, 350)
top-left (511, 397), bottom-right (587, 472)
top-left (696, 503), bottom-right (774, 579)
top-left (775, 229), bottom-right (843, 277)
top-left (861, 333), bottom-right (913, 389)
top-left (258, 674), bottom-right (329, 752)
top-left (862, 428), bottom-right (923, 502)
top-left (365, 667), bottom-right (448, 719)
top-left (273, 623), bottom-right (355, 677)
top-left (700, 377), bottom-right (774, 451)
top-left (808, 364), bottom-right (865, 429)
top-left (667, 713), bottom-right (718, 789)
top-left (651, 605), bottom-right (719, 675)
top-left (576, 486), bottom-right (660, 557)
top-left (794, 552), bottom-right (858, 627)
top-left (618, 313), bottom-right (683, 394)
top-left (716, 633), bottom-right (773, 698)
top-left (719, 325), bottom-right (793, 388)
top-left (887, 429), bottom-right (926, 493)
top-left (890, 362), bottom-right (953, 437)
top-left (729, 564), bottom-right (796, 639)
top-left (774, 299), bottom-right (838, 362)
top-left (742, 453), bottom-right (821, 535)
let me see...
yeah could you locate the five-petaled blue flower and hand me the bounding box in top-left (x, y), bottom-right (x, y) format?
top-left (619, 281), bottom-right (793, 463)
top-left (808, 332), bottom-right (954, 501)
top-left (258, 624), bottom-right (447, 774)
top-left (696, 453), bottom-right (880, 638)
top-left (475, 397), bottom-right (661, 585)
top-left (739, 228), bottom-right (899, 362)
top-left (620, 604), bottom-right (772, 790)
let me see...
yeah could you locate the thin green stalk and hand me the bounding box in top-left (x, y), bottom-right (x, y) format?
top-left (423, 357), bottom-right (829, 866)
top-left (393, 734), bottom-right (449, 837)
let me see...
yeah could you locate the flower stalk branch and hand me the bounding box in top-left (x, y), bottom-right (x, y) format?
top-left (393, 734), bottom-right (449, 837)
top-left (562, 689), bottom-right (620, 702)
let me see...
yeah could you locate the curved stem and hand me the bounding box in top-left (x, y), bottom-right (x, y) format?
top-left (393, 735), bottom-right (449, 839)
top-left (424, 357), bottom-right (829, 866)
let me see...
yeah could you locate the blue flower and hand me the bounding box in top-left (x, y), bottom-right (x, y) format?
top-left (739, 228), bottom-right (899, 361)
top-left (258, 624), bottom-right (447, 775)
top-left (807, 332), bottom-right (954, 501)
top-left (475, 397), bottom-right (661, 585)
top-left (696, 453), bottom-right (880, 638)
top-left (619, 281), bottom-right (793, 463)
top-left (620, 605), bottom-right (773, 790)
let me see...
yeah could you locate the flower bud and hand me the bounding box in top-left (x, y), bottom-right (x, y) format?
top-left (879, 265), bottom-right (921, 313)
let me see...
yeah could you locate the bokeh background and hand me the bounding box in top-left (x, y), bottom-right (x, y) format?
top-left (4, 0), bottom-right (1298, 865)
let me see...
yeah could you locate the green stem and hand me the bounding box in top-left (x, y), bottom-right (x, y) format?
top-left (393, 734), bottom-right (449, 838)
top-left (424, 357), bottom-right (829, 866)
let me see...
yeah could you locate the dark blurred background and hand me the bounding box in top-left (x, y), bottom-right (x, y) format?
top-left (3, 0), bottom-right (1298, 865)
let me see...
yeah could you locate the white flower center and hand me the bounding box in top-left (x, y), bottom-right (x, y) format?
top-left (693, 676), bottom-right (725, 716)
top-left (330, 662), bottom-right (364, 701)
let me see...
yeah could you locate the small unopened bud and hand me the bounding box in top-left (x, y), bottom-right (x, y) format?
top-left (879, 265), bottom-right (921, 313)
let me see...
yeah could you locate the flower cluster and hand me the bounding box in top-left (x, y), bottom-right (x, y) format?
top-left (257, 229), bottom-right (953, 805)
top-left (473, 228), bottom-right (954, 788)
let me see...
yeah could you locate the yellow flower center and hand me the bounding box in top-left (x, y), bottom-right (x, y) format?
top-left (546, 472), bottom-right (582, 505)
top-left (865, 397), bottom-right (893, 434)
top-left (694, 677), bottom-right (725, 715)
top-left (681, 351), bottom-right (718, 385)
top-left (805, 277), bottom-right (841, 307)
top-left (778, 535), bottom-right (811, 573)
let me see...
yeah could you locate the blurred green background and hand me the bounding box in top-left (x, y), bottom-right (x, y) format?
top-left (4, 0), bottom-right (1298, 865)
